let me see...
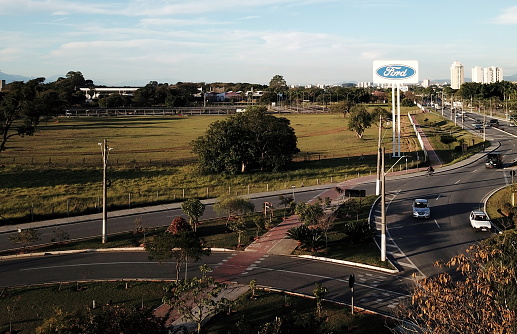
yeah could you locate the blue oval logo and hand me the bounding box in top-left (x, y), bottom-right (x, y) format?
top-left (376, 65), bottom-right (416, 80)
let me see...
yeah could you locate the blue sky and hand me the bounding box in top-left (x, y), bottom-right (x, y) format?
top-left (1, 0), bottom-right (517, 86)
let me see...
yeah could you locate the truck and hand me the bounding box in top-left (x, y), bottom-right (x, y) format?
top-left (485, 152), bottom-right (503, 169)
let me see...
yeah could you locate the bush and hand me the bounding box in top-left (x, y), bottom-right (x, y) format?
top-left (343, 220), bottom-right (375, 244)
top-left (286, 225), bottom-right (324, 252)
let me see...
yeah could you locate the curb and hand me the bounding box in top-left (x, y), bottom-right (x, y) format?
top-left (0, 247), bottom-right (235, 261)
top-left (295, 254), bottom-right (399, 274)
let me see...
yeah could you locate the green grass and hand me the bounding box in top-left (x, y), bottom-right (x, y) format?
top-left (292, 196), bottom-right (393, 269)
top-left (0, 281), bottom-right (166, 334)
top-left (0, 112), bottom-right (423, 224)
top-left (413, 112), bottom-right (486, 165)
top-left (203, 289), bottom-right (396, 334)
top-left (486, 185), bottom-right (516, 230)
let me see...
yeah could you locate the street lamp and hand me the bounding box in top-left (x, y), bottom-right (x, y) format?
top-left (291, 185), bottom-right (296, 201)
top-left (98, 139), bottom-right (112, 244)
top-left (380, 148), bottom-right (409, 261)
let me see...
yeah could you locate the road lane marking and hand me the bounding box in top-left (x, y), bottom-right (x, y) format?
top-left (436, 195), bottom-right (441, 200)
top-left (455, 180), bottom-right (460, 184)
top-left (250, 266), bottom-right (409, 296)
top-left (434, 219), bottom-right (440, 228)
top-left (20, 261), bottom-right (155, 271)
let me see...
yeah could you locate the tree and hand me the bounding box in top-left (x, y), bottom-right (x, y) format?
top-left (440, 134), bottom-right (456, 149)
top-left (313, 283), bottom-right (328, 318)
top-left (229, 216), bottom-right (247, 248)
top-left (268, 75), bottom-right (288, 94)
top-left (278, 194), bottom-right (294, 218)
top-left (191, 106), bottom-right (299, 174)
top-left (9, 228), bottom-right (41, 250)
top-left (163, 269), bottom-right (227, 334)
top-left (329, 100), bottom-right (354, 118)
top-left (294, 202), bottom-right (324, 225)
top-left (0, 78), bottom-right (57, 154)
top-left (316, 213), bottom-right (335, 248)
top-left (400, 97), bottom-right (415, 107)
top-left (167, 216), bottom-right (192, 235)
top-left (181, 198), bottom-right (206, 232)
top-left (249, 278), bottom-right (258, 299)
top-left (213, 195), bottom-right (255, 227)
top-left (370, 106), bottom-right (390, 127)
top-left (146, 230), bottom-right (210, 281)
top-left (396, 230), bottom-right (517, 334)
top-left (347, 104), bottom-right (372, 139)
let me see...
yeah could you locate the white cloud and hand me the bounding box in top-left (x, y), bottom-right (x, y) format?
top-left (139, 18), bottom-right (230, 27)
top-left (493, 6), bottom-right (517, 24)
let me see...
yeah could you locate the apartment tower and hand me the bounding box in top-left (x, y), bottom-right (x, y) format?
top-left (450, 61), bottom-right (464, 89)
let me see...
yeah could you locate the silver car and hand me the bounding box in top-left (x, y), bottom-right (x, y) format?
top-left (412, 199), bottom-right (430, 219)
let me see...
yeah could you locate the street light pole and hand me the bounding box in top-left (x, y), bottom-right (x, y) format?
top-left (99, 139), bottom-right (112, 244)
top-left (380, 149), bottom-right (409, 261)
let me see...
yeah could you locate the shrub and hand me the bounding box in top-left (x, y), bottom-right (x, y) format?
top-left (287, 225), bottom-right (324, 251)
top-left (343, 220), bottom-right (375, 244)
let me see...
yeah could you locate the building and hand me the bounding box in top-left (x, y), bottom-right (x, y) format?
top-left (472, 66), bottom-right (504, 84)
top-left (421, 79), bottom-right (430, 88)
top-left (472, 66), bottom-right (484, 83)
top-left (450, 61), bottom-right (464, 89)
top-left (483, 66), bottom-right (504, 83)
top-left (79, 87), bottom-right (141, 100)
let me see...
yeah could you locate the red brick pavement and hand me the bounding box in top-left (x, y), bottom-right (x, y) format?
top-left (211, 187), bottom-right (345, 283)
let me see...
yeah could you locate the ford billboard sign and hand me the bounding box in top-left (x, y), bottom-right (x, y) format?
top-left (373, 60), bottom-right (418, 84)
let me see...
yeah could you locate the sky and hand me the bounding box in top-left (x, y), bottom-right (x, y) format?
top-left (1, 0), bottom-right (517, 86)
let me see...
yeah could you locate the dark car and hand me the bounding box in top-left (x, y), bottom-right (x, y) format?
top-left (486, 152), bottom-right (503, 168)
top-left (489, 119), bottom-right (499, 128)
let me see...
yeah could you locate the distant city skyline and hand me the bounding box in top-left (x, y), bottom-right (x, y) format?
top-left (1, 1), bottom-right (517, 86)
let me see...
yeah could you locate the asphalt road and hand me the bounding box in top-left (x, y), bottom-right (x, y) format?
top-left (0, 187), bottom-right (330, 252)
top-left (0, 250), bottom-right (411, 316)
top-left (377, 110), bottom-right (516, 277)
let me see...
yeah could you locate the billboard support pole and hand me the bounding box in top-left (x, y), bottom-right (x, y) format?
top-left (397, 83), bottom-right (401, 157)
top-left (391, 85), bottom-right (396, 157)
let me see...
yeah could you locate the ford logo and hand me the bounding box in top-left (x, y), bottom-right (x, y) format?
top-left (376, 65), bottom-right (416, 80)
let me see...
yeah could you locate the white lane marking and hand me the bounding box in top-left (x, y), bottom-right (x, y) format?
top-left (434, 219), bottom-right (440, 228)
top-left (20, 262), bottom-right (154, 271)
top-left (253, 266), bottom-right (410, 296)
top-left (455, 180), bottom-right (460, 184)
top-left (436, 194), bottom-right (441, 200)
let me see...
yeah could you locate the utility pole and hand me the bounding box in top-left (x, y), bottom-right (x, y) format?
top-left (99, 139), bottom-right (112, 244)
top-left (381, 147), bottom-right (386, 261)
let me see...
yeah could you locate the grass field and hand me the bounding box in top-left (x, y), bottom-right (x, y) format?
top-left (203, 289), bottom-right (397, 334)
top-left (413, 112), bottom-right (486, 164)
top-left (0, 110), bottom-right (424, 224)
top-left (0, 281), bottom-right (166, 333)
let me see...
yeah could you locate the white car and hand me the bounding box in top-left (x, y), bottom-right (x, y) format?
top-left (469, 211), bottom-right (492, 232)
top-left (412, 199), bottom-right (430, 219)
